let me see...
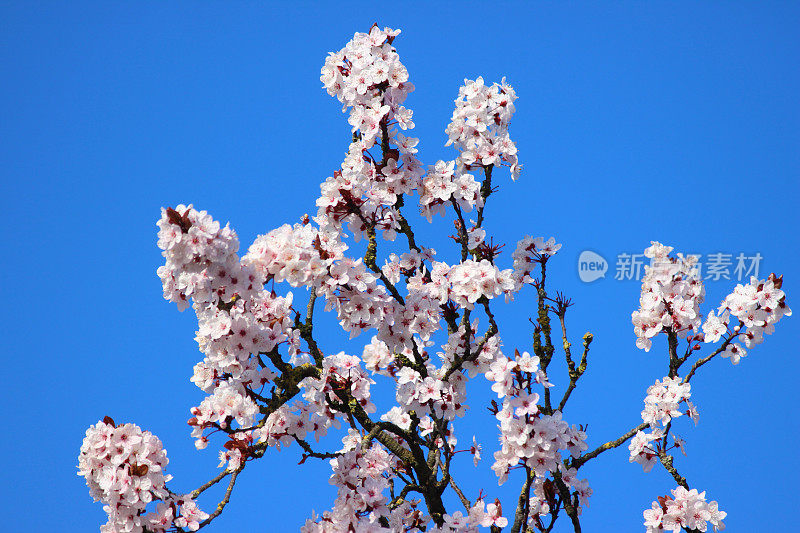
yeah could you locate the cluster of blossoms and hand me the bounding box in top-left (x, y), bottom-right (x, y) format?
top-left (314, 250), bottom-right (521, 357)
top-left (643, 487), bottom-right (726, 532)
top-left (305, 462), bottom-right (512, 533)
top-left (189, 381), bottom-right (260, 450)
top-left (156, 205), bottom-right (242, 312)
top-left (363, 327), bottom-right (477, 447)
top-left (641, 377), bottom-right (693, 428)
top-left (315, 254), bottom-right (442, 353)
top-left (257, 352), bottom-right (376, 451)
top-left (626, 247), bottom-right (789, 530)
top-left (243, 222), bottom-right (346, 288)
top-left (437, 319), bottom-right (503, 379)
top-left (325, 40), bottom-right (495, 352)
top-left (633, 242), bottom-right (791, 366)
top-left (78, 418), bottom-right (208, 532)
top-left (446, 499), bottom-right (509, 531)
top-left (628, 428), bottom-right (665, 473)
top-left (484, 350), bottom-right (591, 525)
top-left (418, 159), bottom-right (482, 221)
top-left (408, 260), bottom-right (451, 306)
top-left (425, 499), bottom-right (512, 531)
top-left (702, 273), bottom-right (791, 365)
top-left (511, 236), bottom-right (562, 285)
top-left (629, 377), bottom-right (696, 472)
top-left (445, 76), bottom-right (521, 179)
top-left (380, 249), bottom-right (429, 285)
top-left (447, 259), bottom-right (516, 309)
top-left (632, 242), bottom-right (705, 352)
top-left (302, 433), bottom-right (427, 532)
top-left (420, 74), bottom-right (523, 222)
top-left (157, 205), bottom-right (295, 452)
top-left (392, 364), bottom-right (468, 431)
top-left (321, 25), bottom-right (409, 146)
top-left (318, 25), bottom-right (423, 241)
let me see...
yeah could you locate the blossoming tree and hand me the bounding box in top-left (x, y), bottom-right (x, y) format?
top-left (78, 25), bottom-right (791, 533)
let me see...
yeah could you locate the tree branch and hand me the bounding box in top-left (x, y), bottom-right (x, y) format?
top-left (682, 332), bottom-right (737, 384)
top-left (572, 422), bottom-right (649, 469)
top-left (196, 465), bottom-right (244, 530)
top-left (510, 468), bottom-right (534, 533)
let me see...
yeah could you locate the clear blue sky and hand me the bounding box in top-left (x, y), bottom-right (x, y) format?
top-left (1, 2), bottom-right (798, 531)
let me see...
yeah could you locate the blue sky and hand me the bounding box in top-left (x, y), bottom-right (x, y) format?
top-left (1, 2), bottom-right (798, 531)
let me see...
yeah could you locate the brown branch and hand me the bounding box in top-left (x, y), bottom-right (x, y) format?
top-left (196, 465), bottom-right (244, 530)
top-left (189, 469), bottom-right (232, 500)
top-left (449, 475), bottom-right (472, 511)
top-left (260, 363), bottom-right (319, 413)
top-left (475, 164), bottom-right (494, 228)
top-left (297, 292), bottom-right (324, 366)
top-left (534, 261), bottom-right (555, 413)
top-left (481, 298), bottom-right (499, 336)
top-left (443, 318), bottom-right (498, 381)
top-left (658, 450), bottom-right (689, 489)
top-left (667, 329), bottom-right (680, 378)
top-left (294, 436), bottom-right (342, 460)
top-left (394, 196), bottom-right (421, 253)
top-left (682, 332), bottom-right (737, 384)
top-left (558, 332), bottom-right (592, 412)
top-left (572, 422), bottom-right (649, 469)
top-left (451, 199), bottom-right (470, 262)
top-left (510, 468), bottom-right (534, 533)
top-left (349, 398), bottom-right (447, 525)
top-left (551, 471), bottom-right (581, 533)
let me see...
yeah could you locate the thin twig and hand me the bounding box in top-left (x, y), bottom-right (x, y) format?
top-left (190, 469), bottom-right (232, 500)
top-left (449, 476), bottom-right (472, 511)
top-left (682, 333), bottom-right (737, 384)
top-left (196, 466), bottom-right (243, 530)
top-left (572, 422), bottom-right (649, 469)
